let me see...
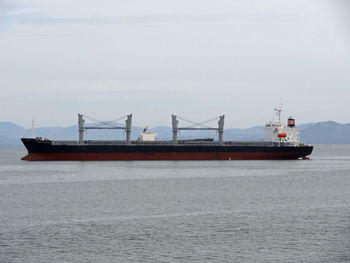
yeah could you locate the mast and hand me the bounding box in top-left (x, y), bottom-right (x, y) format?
top-left (78, 113), bottom-right (85, 143)
top-left (172, 115), bottom-right (179, 142)
top-left (31, 120), bottom-right (35, 138)
top-left (218, 115), bottom-right (225, 142)
top-left (125, 114), bottom-right (132, 142)
top-left (274, 105), bottom-right (282, 125)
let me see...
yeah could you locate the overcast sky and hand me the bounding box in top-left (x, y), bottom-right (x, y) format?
top-left (1, 0), bottom-right (349, 128)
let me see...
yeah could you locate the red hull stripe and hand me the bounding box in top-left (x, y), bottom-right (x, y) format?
top-left (21, 152), bottom-right (307, 161)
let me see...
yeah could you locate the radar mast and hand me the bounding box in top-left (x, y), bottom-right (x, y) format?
top-left (31, 120), bottom-right (35, 138)
top-left (274, 105), bottom-right (283, 124)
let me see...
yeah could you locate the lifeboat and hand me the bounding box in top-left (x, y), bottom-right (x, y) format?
top-left (278, 132), bottom-right (287, 138)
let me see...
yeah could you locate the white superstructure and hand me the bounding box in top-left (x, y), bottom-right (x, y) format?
top-left (138, 127), bottom-right (157, 141)
top-left (264, 106), bottom-right (300, 145)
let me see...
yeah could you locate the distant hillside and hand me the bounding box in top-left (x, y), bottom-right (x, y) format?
top-left (0, 122), bottom-right (28, 139)
top-left (0, 121), bottom-right (349, 146)
top-left (0, 122), bottom-right (29, 146)
top-left (300, 121), bottom-right (350, 144)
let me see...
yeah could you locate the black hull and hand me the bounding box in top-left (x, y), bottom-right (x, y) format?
top-left (21, 138), bottom-right (313, 161)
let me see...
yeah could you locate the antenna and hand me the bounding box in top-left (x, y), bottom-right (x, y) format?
top-left (274, 105), bottom-right (283, 124)
top-left (31, 120), bottom-right (35, 138)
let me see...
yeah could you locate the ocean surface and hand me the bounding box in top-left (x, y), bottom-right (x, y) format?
top-left (1, 145), bottom-right (349, 263)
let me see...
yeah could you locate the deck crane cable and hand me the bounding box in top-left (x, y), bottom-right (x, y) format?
top-left (178, 117), bottom-right (215, 129)
top-left (93, 115), bottom-right (128, 128)
top-left (178, 116), bottom-right (220, 129)
top-left (83, 115), bottom-right (127, 128)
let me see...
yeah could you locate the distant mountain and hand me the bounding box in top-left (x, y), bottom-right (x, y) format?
top-left (0, 121), bottom-right (349, 146)
top-left (0, 122), bottom-right (29, 146)
top-left (296, 123), bottom-right (316, 131)
top-left (300, 121), bottom-right (350, 144)
top-left (0, 122), bottom-right (28, 139)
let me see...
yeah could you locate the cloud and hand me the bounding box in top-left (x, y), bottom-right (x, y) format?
top-left (0, 0), bottom-right (17, 12)
top-left (1, 0), bottom-right (349, 127)
top-left (4, 12), bottom-right (83, 24)
top-left (2, 10), bottom-right (300, 26)
top-left (324, 0), bottom-right (350, 39)
top-left (331, 0), bottom-right (350, 18)
top-left (0, 0), bottom-right (18, 29)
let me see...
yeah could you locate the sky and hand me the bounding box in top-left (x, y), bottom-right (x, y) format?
top-left (1, 0), bottom-right (349, 129)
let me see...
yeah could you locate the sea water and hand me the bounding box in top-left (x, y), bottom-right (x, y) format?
top-left (0, 145), bottom-right (349, 262)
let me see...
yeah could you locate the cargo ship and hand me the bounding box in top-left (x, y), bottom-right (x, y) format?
top-left (21, 107), bottom-right (313, 161)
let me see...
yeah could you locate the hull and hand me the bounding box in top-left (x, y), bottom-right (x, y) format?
top-left (22, 151), bottom-right (311, 161)
top-left (21, 138), bottom-right (313, 161)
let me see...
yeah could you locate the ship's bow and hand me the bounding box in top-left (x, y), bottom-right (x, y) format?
top-left (21, 138), bottom-right (36, 160)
